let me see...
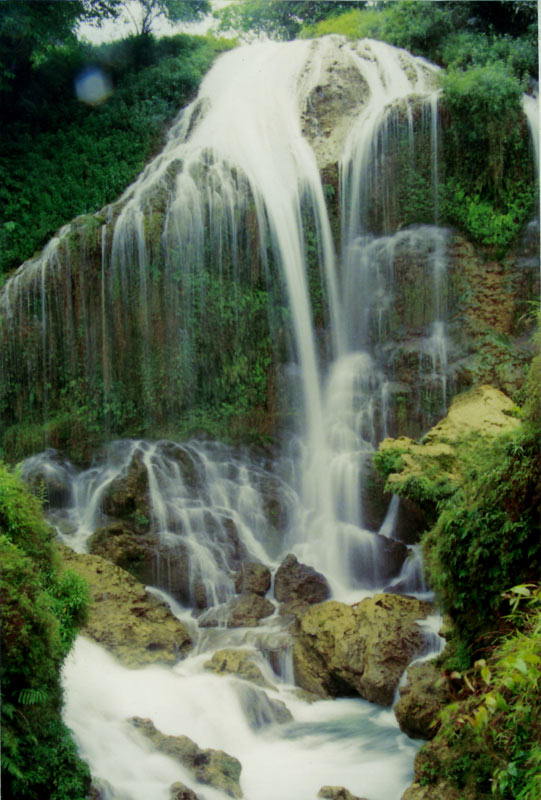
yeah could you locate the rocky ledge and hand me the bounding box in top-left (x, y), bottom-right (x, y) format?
top-left (58, 544), bottom-right (192, 667)
top-left (129, 717), bottom-right (243, 798)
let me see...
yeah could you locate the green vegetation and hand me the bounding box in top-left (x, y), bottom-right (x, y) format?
top-left (417, 586), bottom-right (541, 799)
top-left (423, 424), bottom-right (541, 642)
top-left (0, 463), bottom-right (90, 798)
top-left (1, 32), bottom-right (233, 278)
top-left (375, 319), bottom-right (541, 799)
top-left (217, 0), bottom-right (367, 40)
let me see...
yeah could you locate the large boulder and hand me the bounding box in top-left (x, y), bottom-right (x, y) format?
top-left (394, 661), bottom-right (451, 740)
top-left (293, 594), bottom-right (432, 705)
top-left (88, 522), bottom-right (158, 582)
top-left (129, 717), bottom-right (242, 798)
top-left (227, 592), bottom-right (275, 628)
top-left (274, 554), bottom-right (330, 605)
top-left (58, 545), bottom-right (192, 667)
top-left (374, 385), bottom-right (522, 525)
top-left (234, 561), bottom-right (271, 596)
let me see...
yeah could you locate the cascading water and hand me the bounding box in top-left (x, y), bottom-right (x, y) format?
top-left (12, 34), bottom-right (534, 800)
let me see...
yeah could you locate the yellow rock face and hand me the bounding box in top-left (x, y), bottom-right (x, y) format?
top-left (377, 385), bottom-right (521, 495)
top-left (58, 544), bottom-right (192, 668)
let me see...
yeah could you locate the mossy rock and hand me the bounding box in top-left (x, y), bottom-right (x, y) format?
top-left (394, 660), bottom-right (451, 740)
top-left (203, 648), bottom-right (273, 689)
top-left (374, 385), bottom-right (521, 516)
top-left (293, 594), bottom-right (432, 705)
top-left (57, 544), bottom-right (192, 667)
top-left (130, 717), bottom-right (242, 798)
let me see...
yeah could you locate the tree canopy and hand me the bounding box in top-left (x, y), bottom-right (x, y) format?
top-left (122, 0), bottom-right (211, 36)
top-left (217, 0), bottom-right (367, 40)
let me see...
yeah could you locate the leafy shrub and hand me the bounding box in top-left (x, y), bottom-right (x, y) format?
top-left (423, 426), bottom-right (541, 642)
top-left (0, 463), bottom-right (90, 798)
top-left (422, 586), bottom-right (541, 800)
top-left (439, 63), bottom-right (536, 250)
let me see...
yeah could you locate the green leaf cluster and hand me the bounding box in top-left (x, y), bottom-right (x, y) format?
top-left (419, 587), bottom-right (541, 799)
top-left (0, 463), bottom-right (90, 798)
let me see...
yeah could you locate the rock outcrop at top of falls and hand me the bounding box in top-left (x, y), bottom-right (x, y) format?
top-left (374, 385), bottom-right (522, 525)
top-left (292, 594), bottom-right (432, 706)
top-left (58, 544), bottom-right (192, 667)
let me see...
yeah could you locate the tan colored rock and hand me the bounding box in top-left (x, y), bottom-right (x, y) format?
top-left (203, 648), bottom-right (272, 688)
top-left (318, 786), bottom-right (368, 800)
top-left (58, 544), bottom-right (192, 667)
top-left (394, 661), bottom-right (451, 740)
top-left (293, 594), bottom-right (431, 705)
top-left (130, 717), bottom-right (242, 798)
top-left (376, 385), bottom-right (521, 520)
top-left (402, 783), bottom-right (460, 800)
top-left (422, 385), bottom-right (520, 444)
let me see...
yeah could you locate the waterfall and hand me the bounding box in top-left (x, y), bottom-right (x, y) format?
top-left (5, 36), bottom-right (512, 799)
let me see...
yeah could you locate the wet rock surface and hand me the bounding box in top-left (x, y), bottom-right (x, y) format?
top-left (274, 554), bottom-right (330, 605)
top-left (235, 684), bottom-right (293, 729)
top-left (58, 544), bottom-right (192, 667)
top-left (234, 561), bottom-right (271, 595)
top-left (203, 648), bottom-right (272, 688)
top-left (101, 450), bottom-right (151, 530)
top-left (169, 782), bottom-right (200, 800)
top-left (318, 787), bottom-right (369, 800)
top-left (129, 717), bottom-right (242, 798)
top-left (227, 592), bottom-right (275, 627)
top-left (394, 661), bottom-right (451, 740)
top-left (293, 594), bottom-right (432, 705)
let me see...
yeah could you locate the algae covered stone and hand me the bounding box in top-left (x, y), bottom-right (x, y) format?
top-left (204, 648), bottom-right (272, 688)
top-left (58, 545), bottom-right (192, 667)
top-left (293, 594), bottom-right (431, 705)
top-left (130, 717), bottom-right (242, 798)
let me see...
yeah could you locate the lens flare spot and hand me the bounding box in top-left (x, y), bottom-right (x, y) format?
top-left (75, 67), bottom-right (112, 106)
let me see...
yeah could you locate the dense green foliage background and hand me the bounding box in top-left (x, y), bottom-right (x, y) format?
top-left (0, 30), bottom-right (232, 279)
top-left (0, 464), bottom-right (90, 798)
